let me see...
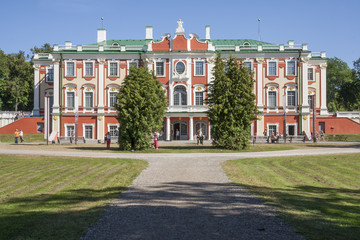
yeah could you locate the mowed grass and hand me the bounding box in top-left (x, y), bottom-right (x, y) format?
top-left (0, 154), bottom-right (147, 240)
top-left (222, 154), bottom-right (360, 240)
top-left (0, 134), bottom-right (44, 143)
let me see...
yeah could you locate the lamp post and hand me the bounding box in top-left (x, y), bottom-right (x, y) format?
top-left (312, 94), bottom-right (316, 143)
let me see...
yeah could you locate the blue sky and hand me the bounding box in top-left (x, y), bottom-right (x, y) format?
top-left (1, 0), bottom-right (359, 67)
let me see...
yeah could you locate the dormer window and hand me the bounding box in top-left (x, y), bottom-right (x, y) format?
top-left (243, 42), bottom-right (250, 47)
top-left (112, 42), bottom-right (120, 47)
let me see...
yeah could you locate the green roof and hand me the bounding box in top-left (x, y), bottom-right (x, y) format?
top-left (210, 39), bottom-right (274, 46)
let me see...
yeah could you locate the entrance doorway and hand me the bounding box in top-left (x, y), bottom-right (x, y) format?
top-left (288, 125), bottom-right (295, 136)
top-left (173, 120), bottom-right (188, 140)
top-left (195, 121), bottom-right (207, 140)
top-left (319, 122), bottom-right (325, 133)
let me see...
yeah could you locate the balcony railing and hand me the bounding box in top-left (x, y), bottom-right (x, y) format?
top-left (167, 105), bottom-right (208, 113)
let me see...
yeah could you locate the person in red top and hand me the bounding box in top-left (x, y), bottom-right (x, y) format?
top-left (14, 129), bottom-right (20, 144)
top-left (105, 132), bottom-right (111, 150)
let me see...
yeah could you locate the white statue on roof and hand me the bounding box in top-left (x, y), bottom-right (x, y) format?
top-left (175, 19), bottom-right (185, 35)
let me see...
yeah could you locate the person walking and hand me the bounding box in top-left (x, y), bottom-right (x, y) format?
top-left (154, 132), bottom-right (159, 150)
top-left (105, 132), bottom-right (111, 150)
top-left (14, 129), bottom-right (20, 144)
top-left (19, 130), bottom-right (24, 143)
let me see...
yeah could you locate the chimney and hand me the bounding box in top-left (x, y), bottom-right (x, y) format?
top-left (146, 26), bottom-right (153, 40)
top-left (97, 28), bottom-right (106, 43)
top-left (206, 25), bottom-right (210, 40)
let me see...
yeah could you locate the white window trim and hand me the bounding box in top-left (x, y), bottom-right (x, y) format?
top-left (285, 59), bottom-right (297, 76)
top-left (243, 60), bottom-right (253, 74)
top-left (267, 123), bottom-right (279, 136)
top-left (65, 124), bottom-right (75, 137)
top-left (286, 86), bottom-right (297, 107)
top-left (83, 60), bottom-right (95, 77)
top-left (194, 60), bottom-right (205, 76)
top-left (267, 59), bottom-right (278, 76)
top-left (107, 86), bottom-right (119, 109)
top-left (83, 86), bottom-right (95, 109)
top-left (155, 59), bottom-right (166, 77)
top-left (46, 65), bottom-right (54, 82)
top-left (108, 60), bottom-right (119, 77)
top-left (107, 124), bottom-right (120, 135)
top-left (174, 60), bottom-right (186, 76)
top-left (308, 67), bottom-right (315, 81)
top-left (83, 124), bottom-right (95, 139)
top-left (127, 60), bottom-right (139, 75)
top-left (286, 123), bottom-right (298, 136)
top-left (65, 60), bottom-right (76, 77)
top-left (193, 84), bottom-right (205, 106)
top-left (266, 86), bottom-right (278, 107)
top-left (65, 86), bottom-right (76, 111)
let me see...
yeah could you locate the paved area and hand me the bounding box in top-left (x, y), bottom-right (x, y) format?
top-left (1, 146), bottom-right (360, 239)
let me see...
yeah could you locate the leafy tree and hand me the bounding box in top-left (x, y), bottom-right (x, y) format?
top-left (30, 43), bottom-right (53, 55)
top-left (1, 52), bottom-right (33, 111)
top-left (116, 66), bottom-right (167, 151)
top-left (325, 57), bottom-right (360, 111)
top-left (207, 53), bottom-right (257, 150)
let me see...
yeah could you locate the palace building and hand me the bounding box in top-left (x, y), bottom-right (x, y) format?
top-left (31, 20), bottom-right (333, 142)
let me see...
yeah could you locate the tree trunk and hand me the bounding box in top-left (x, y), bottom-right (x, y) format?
top-left (15, 98), bottom-right (18, 112)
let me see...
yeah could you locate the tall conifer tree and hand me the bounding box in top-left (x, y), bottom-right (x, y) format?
top-left (116, 66), bottom-right (167, 150)
top-left (207, 53), bottom-right (257, 149)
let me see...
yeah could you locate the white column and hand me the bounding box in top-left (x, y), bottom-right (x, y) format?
top-left (98, 59), bottom-right (105, 111)
top-left (166, 116), bottom-right (171, 141)
top-left (302, 61), bottom-right (310, 114)
top-left (53, 62), bottom-right (60, 114)
top-left (189, 116), bottom-right (194, 140)
top-left (33, 65), bottom-right (40, 116)
top-left (208, 122), bottom-right (211, 140)
top-left (320, 64), bottom-right (328, 115)
top-left (256, 58), bottom-right (264, 109)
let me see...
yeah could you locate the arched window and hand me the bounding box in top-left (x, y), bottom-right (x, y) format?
top-left (174, 85), bottom-right (187, 106)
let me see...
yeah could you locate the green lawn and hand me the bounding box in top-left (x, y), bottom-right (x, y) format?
top-left (222, 154), bottom-right (360, 240)
top-left (325, 134), bottom-right (360, 142)
top-left (0, 154), bottom-right (147, 240)
top-left (0, 134), bottom-right (44, 143)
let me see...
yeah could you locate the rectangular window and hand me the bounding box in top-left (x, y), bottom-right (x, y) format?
top-left (244, 62), bottom-right (252, 75)
top-left (67, 92), bottom-right (75, 108)
top-left (85, 62), bottom-right (93, 76)
top-left (268, 62), bottom-right (277, 76)
top-left (84, 126), bottom-right (93, 139)
top-left (308, 68), bottom-right (314, 81)
top-left (195, 61), bottom-right (204, 76)
top-left (47, 68), bottom-right (54, 82)
top-left (85, 92), bottom-right (93, 108)
top-left (109, 92), bottom-right (117, 107)
top-left (269, 125), bottom-right (277, 136)
top-left (195, 92), bottom-right (204, 105)
top-left (109, 125), bottom-right (118, 136)
top-left (37, 122), bottom-right (44, 133)
top-left (66, 62), bottom-right (75, 77)
top-left (109, 62), bottom-right (118, 76)
top-left (308, 95), bottom-right (314, 109)
top-left (287, 91), bottom-right (296, 106)
top-left (156, 62), bottom-right (165, 77)
top-left (268, 91), bottom-right (276, 107)
top-left (287, 61), bottom-right (296, 76)
top-left (66, 125), bottom-right (74, 137)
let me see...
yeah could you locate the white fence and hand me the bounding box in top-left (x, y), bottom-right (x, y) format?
top-left (0, 111), bottom-right (32, 128)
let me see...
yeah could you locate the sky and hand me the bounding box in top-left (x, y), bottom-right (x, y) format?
top-left (0, 0), bottom-right (359, 67)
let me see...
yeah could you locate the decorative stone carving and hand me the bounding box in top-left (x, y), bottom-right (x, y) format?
top-left (175, 19), bottom-right (185, 35)
top-left (97, 58), bottom-right (106, 64)
top-left (256, 58), bottom-right (264, 64)
top-left (320, 63), bottom-right (327, 69)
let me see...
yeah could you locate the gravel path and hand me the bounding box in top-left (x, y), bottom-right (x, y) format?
top-left (2, 146), bottom-right (360, 239)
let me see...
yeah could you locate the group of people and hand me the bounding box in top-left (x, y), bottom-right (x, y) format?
top-left (14, 112), bottom-right (25, 121)
top-left (14, 129), bottom-right (24, 144)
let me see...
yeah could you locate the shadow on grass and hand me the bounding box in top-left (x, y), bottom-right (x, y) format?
top-left (305, 143), bottom-right (360, 149)
top-left (0, 187), bottom-right (127, 240)
top-left (240, 184), bottom-right (360, 240)
top-left (1, 182), bottom-right (306, 240)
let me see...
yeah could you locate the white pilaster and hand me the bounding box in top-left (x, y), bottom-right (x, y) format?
top-left (256, 58), bottom-right (264, 109)
top-left (166, 116), bottom-right (171, 141)
top-left (189, 116), bottom-right (194, 140)
top-left (33, 65), bottom-right (40, 116)
top-left (302, 60), bottom-right (310, 114)
top-left (98, 59), bottom-right (105, 112)
top-left (320, 64), bottom-right (328, 115)
top-left (53, 62), bottom-right (60, 114)
top-left (208, 122), bottom-right (211, 140)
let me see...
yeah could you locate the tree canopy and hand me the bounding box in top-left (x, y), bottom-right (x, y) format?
top-left (207, 53), bottom-right (258, 150)
top-left (116, 65), bottom-right (167, 150)
top-left (327, 57), bottom-right (359, 112)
